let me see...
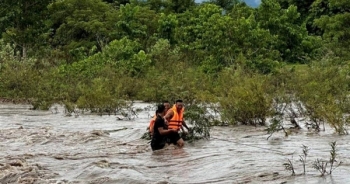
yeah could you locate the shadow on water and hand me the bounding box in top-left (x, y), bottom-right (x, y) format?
top-left (0, 102), bottom-right (349, 184)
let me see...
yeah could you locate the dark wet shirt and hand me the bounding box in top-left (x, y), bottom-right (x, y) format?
top-left (151, 115), bottom-right (167, 150)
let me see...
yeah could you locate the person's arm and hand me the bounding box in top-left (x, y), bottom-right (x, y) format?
top-left (163, 110), bottom-right (174, 123)
top-left (158, 127), bottom-right (176, 135)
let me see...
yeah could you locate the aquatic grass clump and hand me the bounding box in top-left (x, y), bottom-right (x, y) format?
top-left (313, 141), bottom-right (342, 176)
top-left (283, 145), bottom-right (309, 176)
top-left (283, 141), bottom-right (342, 177)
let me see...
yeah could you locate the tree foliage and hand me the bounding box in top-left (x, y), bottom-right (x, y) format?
top-left (313, 0), bottom-right (350, 58)
top-left (48, 0), bottom-right (118, 61)
top-left (1, 0), bottom-right (350, 135)
top-left (0, 0), bottom-right (53, 59)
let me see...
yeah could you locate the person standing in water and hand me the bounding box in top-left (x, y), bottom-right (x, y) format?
top-left (164, 99), bottom-right (188, 147)
top-left (151, 104), bottom-right (179, 151)
top-left (147, 101), bottom-right (171, 138)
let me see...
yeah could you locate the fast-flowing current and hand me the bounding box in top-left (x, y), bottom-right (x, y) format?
top-left (0, 102), bottom-right (349, 184)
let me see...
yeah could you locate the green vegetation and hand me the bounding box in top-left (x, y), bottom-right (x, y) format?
top-left (284, 142), bottom-right (342, 176)
top-left (1, 0), bottom-right (350, 135)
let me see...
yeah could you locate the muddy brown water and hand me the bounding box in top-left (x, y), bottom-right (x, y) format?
top-left (0, 102), bottom-right (349, 184)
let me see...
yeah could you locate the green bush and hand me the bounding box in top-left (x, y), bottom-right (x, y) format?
top-left (294, 61), bottom-right (350, 134)
top-left (216, 67), bottom-right (273, 125)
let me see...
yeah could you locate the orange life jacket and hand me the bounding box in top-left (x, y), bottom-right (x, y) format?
top-left (148, 115), bottom-right (157, 136)
top-left (168, 105), bottom-right (184, 131)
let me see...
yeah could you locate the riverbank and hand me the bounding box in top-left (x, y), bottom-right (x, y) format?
top-left (0, 97), bottom-right (32, 104)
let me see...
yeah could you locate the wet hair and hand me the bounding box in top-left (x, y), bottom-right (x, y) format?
top-left (175, 99), bottom-right (183, 103)
top-left (156, 104), bottom-right (166, 114)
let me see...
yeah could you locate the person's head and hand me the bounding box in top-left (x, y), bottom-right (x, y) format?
top-left (163, 100), bottom-right (170, 112)
top-left (156, 104), bottom-right (167, 116)
top-left (175, 99), bottom-right (183, 111)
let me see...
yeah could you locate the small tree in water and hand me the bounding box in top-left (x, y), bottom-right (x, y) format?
top-left (283, 158), bottom-right (295, 176)
top-left (299, 145), bottom-right (309, 175)
top-left (183, 103), bottom-right (212, 142)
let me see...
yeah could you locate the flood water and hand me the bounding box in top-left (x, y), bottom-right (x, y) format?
top-left (0, 102), bottom-right (349, 184)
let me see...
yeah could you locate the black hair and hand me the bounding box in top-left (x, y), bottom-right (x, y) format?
top-left (163, 100), bottom-right (170, 104)
top-left (175, 99), bottom-right (183, 103)
top-left (156, 104), bottom-right (166, 114)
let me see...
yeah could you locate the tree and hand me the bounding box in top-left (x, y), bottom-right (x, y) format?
top-left (116, 4), bottom-right (159, 48)
top-left (0, 0), bottom-right (53, 59)
top-left (228, 2), bottom-right (254, 18)
top-left (48, 0), bottom-right (119, 61)
top-left (257, 0), bottom-right (311, 62)
top-left (158, 13), bottom-right (178, 44)
top-left (175, 3), bottom-right (278, 73)
top-left (102, 0), bottom-right (131, 7)
top-left (165, 0), bottom-right (196, 13)
top-left (278, 0), bottom-right (314, 22)
top-left (313, 0), bottom-right (350, 58)
top-left (145, 0), bottom-right (168, 12)
top-left (209, 0), bottom-right (240, 12)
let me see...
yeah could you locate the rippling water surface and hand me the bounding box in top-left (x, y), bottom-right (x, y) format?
top-left (0, 102), bottom-right (349, 184)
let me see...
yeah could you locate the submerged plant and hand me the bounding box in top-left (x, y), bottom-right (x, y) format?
top-left (313, 159), bottom-right (328, 176)
top-left (313, 141), bottom-right (342, 176)
top-left (266, 96), bottom-right (304, 140)
top-left (182, 104), bottom-right (212, 142)
top-left (283, 158), bottom-right (295, 176)
top-left (283, 142), bottom-right (342, 177)
top-left (283, 145), bottom-right (309, 176)
top-left (299, 145), bottom-right (310, 174)
top-left (266, 117), bottom-right (288, 140)
top-left (329, 141), bottom-right (342, 174)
